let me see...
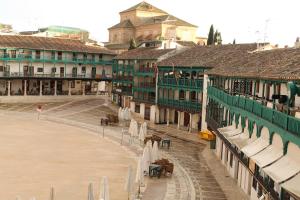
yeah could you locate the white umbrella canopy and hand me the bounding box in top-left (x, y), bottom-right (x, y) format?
top-left (118, 107), bottom-right (122, 120)
top-left (135, 157), bottom-right (144, 185)
top-left (128, 119), bottom-right (134, 135)
top-left (124, 108), bottom-right (129, 120)
top-left (139, 124), bottom-right (145, 143)
top-left (99, 176), bottom-right (109, 200)
top-left (142, 122), bottom-right (147, 136)
top-left (142, 146), bottom-right (151, 174)
top-left (124, 165), bottom-right (134, 198)
top-left (151, 141), bottom-right (160, 163)
top-left (88, 183), bottom-right (94, 200)
top-left (131, 121), bottom-right (139, 138)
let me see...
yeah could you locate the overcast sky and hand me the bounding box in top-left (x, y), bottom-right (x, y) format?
top-left (0, 0), bottom-right (299, 46)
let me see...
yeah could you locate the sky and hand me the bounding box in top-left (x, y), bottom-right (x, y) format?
top-left (0, 0), bottom-right (299, 47)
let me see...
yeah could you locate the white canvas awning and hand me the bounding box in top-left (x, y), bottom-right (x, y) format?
top-left (218, 126), bottom-right (242, 139)
top-left (227, 133), bottom-right (251, 149)
top-left (281, 173), bottom-right (300, 198)
top-left (241, 137), bottom-right (269, 157)
top-left (218, 125), bottom-right (235, 133)
top-left (263, 156), bottom-right (300, 183)
top-left (250, 145), bottom-right (283, 168)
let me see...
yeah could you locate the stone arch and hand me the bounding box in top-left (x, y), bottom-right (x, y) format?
top-left (271, 133), bottom-right (284, 151)
top-left (286, 142), bottom-right (300, 162)
top-left (260, 126), bottom-right (271, 143)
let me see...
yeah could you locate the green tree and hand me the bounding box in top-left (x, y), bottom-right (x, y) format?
top-left (213, 30), bottom-right (219, 44)
top-left (207, 25), bottom-right (214, 45)
top-left (217, 32), bottom-right (222, 45)
top-left (128, 38), bottom-right (137, 50)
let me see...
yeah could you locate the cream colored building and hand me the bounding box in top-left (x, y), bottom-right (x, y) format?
top-left (106, 1), bottom-right (203, 53)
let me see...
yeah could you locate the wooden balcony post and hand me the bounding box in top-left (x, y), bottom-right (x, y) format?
top-left (24, 80), bottom-right (27, 96)
top-left (39, 80), bottom-right (42, 96)
top-left (7, 80), bottom-right (11, 96)
top-left (54, 80), bottom-right (57, 96)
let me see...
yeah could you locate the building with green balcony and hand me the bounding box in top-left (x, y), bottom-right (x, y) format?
top-left (0, 35), bottom-right (115, 96)
top-left (112, 47), bottom-right (178, 119)
top-left (203, 46), bottom-right (300, 200)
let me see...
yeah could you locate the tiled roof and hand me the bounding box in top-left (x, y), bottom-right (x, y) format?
top-left (158, 44), bottom-right (258, 67)
top-left (176, 41), bottom-right (198, 47)
top-left (114, 47), bottom-right (175, 60)
top-left (0, 35), bottom-right (116, 55)
top-left (120, 1), bottom-right (167, 14)
top-left (138, 15), bottom-right (197, 28)
top-left (158, 43), bottom-right (300, 80)
top-left (105, 43), bottom-right (130, 50)
top-left (207, 47), bottom-right (300, 80)
top-left (108, 20), bottom-right (134, 30)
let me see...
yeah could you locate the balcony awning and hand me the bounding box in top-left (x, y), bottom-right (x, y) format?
top-left (227, 133), bottom-right (252, 149)
top-left (241, 137), bottom-right (269, 157)
top-left (218, 125), bottom-right (242, 139)
top-left (250, 145), bottom-right (283, 168)
top-left (281, 173), bottom-right (300, 197)
top-left (263, 156), bottom-right (300, 183)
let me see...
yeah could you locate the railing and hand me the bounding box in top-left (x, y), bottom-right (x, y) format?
top-left (132, 87), bottom-right (155, 92)
top-left (112, 88), bottom-right (132, 95)
top-left (0, 54), bottom-right (113, 65)
top-left (0, 72), bottom-right (112, 79)
top-left (112, 75), bottom-right (133, 82)
top-left (158, 98), bottom-right (201, 113)
top-left (158, 78), bottom-right (203, 90)
top-left (133, 96), bottom-right (155, 104)
top-left (208, 86), bottom-right (300, 136)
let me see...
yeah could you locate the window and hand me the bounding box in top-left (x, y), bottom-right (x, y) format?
top-left (37, 68), bottom-right (43, 73)
top-left (82, 66), bottom-right (86, 73)
top-left (58, 52), bottom-right (62, 60)
top-left (99, 54), bottom-right (103, 60)
top-left (71, 81), bottom-right (75, 88)
top-left (51, 68), bottom-right (56, 73)
top-left (11, 50), bottom-right (16, 58)
top-left (83, 54), bottom-right (87, 61)
top-left (256, 81), bottom-right (260, 93)
top-left (51, 51), bottom-right (55, 59)
top-left (92, 54), bottom-right (95, 61)
top-left (72, 52), bottom-right (77, 61)
top-left (0, 66), bottom-right (3, 72)
top-left (36, 50), bottom-right (41, 59)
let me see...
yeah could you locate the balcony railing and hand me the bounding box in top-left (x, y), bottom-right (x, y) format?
top-left (208, 86), bottom-right (300, 137)
top-left (135, 66), bottom-right (155, 76)
top-left (158, 98), bottom-right (201, 113)
top-left (158, 78), bottom-right (203, 90)
top-left (133, 96), bottom-right (155, 104)
top-left (112, 75), bottom-right (133, 82)
top-left (0, 72), bottom-right (112, 79)
top-left (0, 54), bottom-right (113, 65)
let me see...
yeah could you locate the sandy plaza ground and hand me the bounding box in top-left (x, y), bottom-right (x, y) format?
top-left (0, 113), bottom-right (136, 200)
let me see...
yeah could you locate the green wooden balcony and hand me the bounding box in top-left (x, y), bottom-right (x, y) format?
top-left (135, 66), bottom-right (155, 76)
top-left (208, 86), bottom-right (300, 137)
top-left (112, 75), bottom-right (133, 83)
top-left (112, 64), bottom-right (134, 73)
top-left (158, 98), bottom-right (201, 113)
top-left (133, 96), bottom-right (155, 104)
top-left (0, 54), bottom-right (113, 65)
top-left (158, 78), bottom-right (203, 91)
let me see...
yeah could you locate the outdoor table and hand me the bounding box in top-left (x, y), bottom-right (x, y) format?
top-left (149, 164), bottom-right (162, 178)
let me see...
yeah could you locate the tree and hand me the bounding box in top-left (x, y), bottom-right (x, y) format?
top-left (217, 32), bottom-right (222, 45)
top-left (233, 39), bottom-right (236, 44)
top-left (128, 38), bottom-right (137, 50)
top-left (207, 25), bottom-right (214, 45)
top-left (213, 30), bottom-right (219, 44)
